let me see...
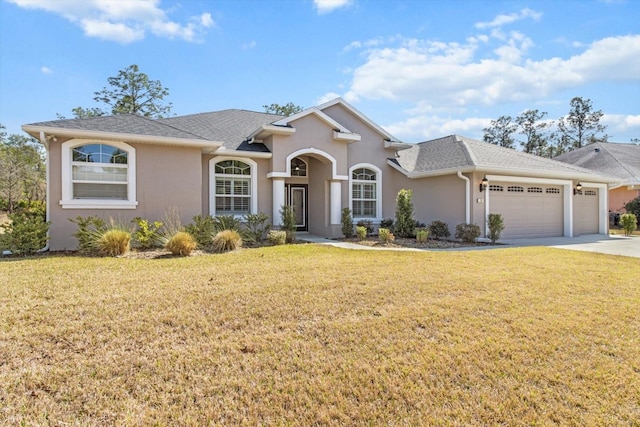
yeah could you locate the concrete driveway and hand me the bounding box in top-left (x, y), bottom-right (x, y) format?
top-left (501, 234), bottom-right (640, 258)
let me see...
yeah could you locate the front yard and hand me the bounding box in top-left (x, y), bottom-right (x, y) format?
top-left (1, 245), bottom-right (638, 425)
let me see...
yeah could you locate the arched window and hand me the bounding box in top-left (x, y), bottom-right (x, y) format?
top-left (61, 140), bottom-right (137, 209)
top-left (350, 165), bottom-right (381, 219)
top-left (212, 158), bottom-right (256, 215)
top-left (290, 157), bottom-right (307, 177)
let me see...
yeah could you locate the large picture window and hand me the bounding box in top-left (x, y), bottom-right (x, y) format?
top-left (61, 140), bottom-right (137, 209)
top-left (212, 158), bottom-right (257, 216)
top-left (350, 164), bottom-right (381, 219)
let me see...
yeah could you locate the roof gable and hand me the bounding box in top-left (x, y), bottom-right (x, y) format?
top-left (554, 142), bottom-right (640, 185)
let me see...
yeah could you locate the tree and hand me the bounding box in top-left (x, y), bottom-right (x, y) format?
top-left (93, 64), bottom-right (172, 118)
top-left (556, 97), bottom-right (607, 152)
top-left (515, 109), bottom-right (553, 156)
top-left (0, 126), bottom-right (46, 213)
top-left (263, 102), bottom-right (303, 116)
top-left (483, 115), bottom-right (517, 148)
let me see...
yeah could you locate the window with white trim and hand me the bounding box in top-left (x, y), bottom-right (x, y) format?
top-left (351, 167), bottom-right (378, 218)
top-left (61, 140), bottom-right (137, 209)
top-left (213, 159), bottom-right (253, 215)
top-left (290, 157), bottom-right (307, 177)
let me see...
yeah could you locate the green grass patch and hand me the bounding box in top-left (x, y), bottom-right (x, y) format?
top-left (1, 245), bottom-right (638, 425)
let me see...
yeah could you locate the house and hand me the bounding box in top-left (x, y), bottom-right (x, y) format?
top-left (554, 142), bottom-right (640, 213)
top-left (22, 98), bottom-right (616, 251)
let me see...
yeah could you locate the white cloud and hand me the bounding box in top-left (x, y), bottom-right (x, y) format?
top-left (603, 114), bottom-right (640, 141)
top-left (315, 92), bottom-right (342, 105)
top-left (7, 0), bottom-right (214, 44)
top-left (314, 0), bottom-right (352, 14)
top-left (475, 8), bottom-right (542, 29)
top-left (40, 66), bottom-right (53, 74)
top-left (242, 40), bottom-right (257, 50)
top-left (385, 115), bottom-right (491, 142)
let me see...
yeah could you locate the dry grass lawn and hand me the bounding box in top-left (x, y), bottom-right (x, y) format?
top-left (1, 245), bottom-right (639, 425)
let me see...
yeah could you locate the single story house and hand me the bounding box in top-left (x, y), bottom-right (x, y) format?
top-left (554, 142), bottom-right (640, 212)
top-left (23, 98), bottom-right (616, 251)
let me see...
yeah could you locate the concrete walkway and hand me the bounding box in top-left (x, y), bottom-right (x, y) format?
top-left (297, 233), bottom-right (640, 258)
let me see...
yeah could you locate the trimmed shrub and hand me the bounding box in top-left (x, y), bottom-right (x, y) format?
top-left (488, 213), bottom-right (505, 244)
top-left (620, 213), bottom-right (637, 236)
top-left (267, 230), bottom-right (287, 245)
top-left (280, 205), bottom-right (296, 243)
top-left (97, 229), bottom-right (131, 257)
top-left (132, 217), bottom-right (163, 249)
top-left (429, 220), bottom-right (450, 240)
top-left (212, 229), bottom-right (243, 252)
top-left (455, 223), bottom-right (481, 243)
top-left (380, 218), bottom-right (394, 230)
top-left (341, 208), bottom-right (354, 238)
top-left (416, 228), bottom-right (429, 243)
top-left (378, 228), bottom-right (395, 244)
top-left (70, 215), bottom-right (107, 252)
top-left (356, 226), bottom-right (368, 240)
top-left (243, 212), bottom-right (271, 243)
top-left (394, 189), bottom-right (415, 238)
top-left (356, 219), bottom-right (373, 236)
top-left (0, 212), bottom-right (50, 255)
top-left (165, 231), bottom-right (197, 256)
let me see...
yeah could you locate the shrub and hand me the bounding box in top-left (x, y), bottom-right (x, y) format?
top-left (69, 215), bottom-right (107, 253)
top-left (394, 189), bottom-right (415, 238)
top-left (380, 218), bottom-right (394, 230)
top-left (625, 196), bottom-right (640, 219)
top-left (488, 213), bottom-right (505, 244)
top-left (267, 230), bottom-right (287, 245)
top-left (212, 229), bottom-right (243, 252)
top-left (165, 231), bottom-right (197, 256)
top-left (341, 208), bottom-right (354, 238)
top-left (620, 213), bottom-right (637, 236)
top-left (97, 229), bottom-right (131, 257)
top-left (378, 228), bottom-right (395, 244)
top-left (356, 219), bottom-right (373, 236)
top-left (243, 212), bottom-right (271, 243)
top-left (356, 226), bottom-right (368, 240)
top-left (416, 228), bottom-right (429, 243)
top-left (429, 220), bottom-right (450, 240)
top-left (280, 205), bottom-right (296, 243)
top-left (184, 215), bottom-right (216, 248)
top-left (132, 217), bottom-right (163, 249)
top-left (0, 212), bottom-right (50, 255)
top-left (455, 223), bottom-right (481, 243)
top-left (213, 215), bottom-right (242, 233)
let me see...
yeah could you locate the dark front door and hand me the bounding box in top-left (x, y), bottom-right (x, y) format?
top-left (286, 184), bottom-right (308, 232)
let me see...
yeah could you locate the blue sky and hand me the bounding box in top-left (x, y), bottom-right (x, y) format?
top-left (1, 0), bottom-right (638, 145)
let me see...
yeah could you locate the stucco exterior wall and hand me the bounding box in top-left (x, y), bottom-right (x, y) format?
top-left (610, 186), bottom-right (640, 212)
top-left (48, 140), bottom-right (202, 251)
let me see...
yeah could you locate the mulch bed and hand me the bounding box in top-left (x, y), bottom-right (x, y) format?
top-left (340, 237), bottom-right (496, 249)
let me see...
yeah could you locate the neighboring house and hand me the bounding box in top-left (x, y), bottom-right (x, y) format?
top-left (23, 98), bottom-right (616, 251)
top-left (554, 142), bottom-right (640, 212)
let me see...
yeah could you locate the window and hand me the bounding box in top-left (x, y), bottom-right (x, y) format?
top-left (290, 157), bottom-right (307, 177)
top-left (350, 165), bottom-right (381, 219)
top-left (585, 190), bottom-right (597, 196)
top-left (61, 140), bottom-right (137, 209)
top-left (489, 185), bottom-right (503, 192)
top-left (212, 158), bottom-right (256, 215)
top-left (546, 188), bottom-right (560, 194)
top-left (527, 187), bottom-right (543, 193)
top-left (508, 186), bottom-right (524, 192)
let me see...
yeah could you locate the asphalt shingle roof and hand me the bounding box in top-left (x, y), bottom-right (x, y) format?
top-left (554, 142), bottom-right (640, 185)
top-left (395, 135), bottom-right (608, 178)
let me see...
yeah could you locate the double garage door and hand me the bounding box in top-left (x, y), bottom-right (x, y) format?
top-left (489, 183), bottom-right (564, 239)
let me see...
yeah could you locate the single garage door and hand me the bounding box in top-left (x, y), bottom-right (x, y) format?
top-left (489, 183), bottom-right (563, 238)
top-left (574, 188), bottom-right (599, 235)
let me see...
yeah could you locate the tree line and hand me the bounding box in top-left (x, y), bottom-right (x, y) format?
top-left (483, 96), bottom-right (609, 157)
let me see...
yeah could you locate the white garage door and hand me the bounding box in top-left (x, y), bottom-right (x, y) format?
top-left (575, 188), bottom-right (599, 235)
top-left (489, 183), bottom-right (564, 238)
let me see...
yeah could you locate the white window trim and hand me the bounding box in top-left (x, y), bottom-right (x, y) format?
top-left (60, 139), bottom-right (137, 209)
top-left (349, 163), bottom-right (382, 221)
top-left (210, 156), bottom-right (258, 217)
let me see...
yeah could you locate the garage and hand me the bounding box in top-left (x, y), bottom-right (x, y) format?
top-left (574, 188), bottom-right (599, 235)
top-left (489, 183), bottom-right (564, 238)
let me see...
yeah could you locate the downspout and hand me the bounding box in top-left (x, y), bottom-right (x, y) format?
top-left (456, 171), bottom-right (470, 224)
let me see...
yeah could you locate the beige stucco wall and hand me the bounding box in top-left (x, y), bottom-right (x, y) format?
top-left (610, 186), bottom-right (640, 212)
top-left (48, 140), bottom-right (202, 251)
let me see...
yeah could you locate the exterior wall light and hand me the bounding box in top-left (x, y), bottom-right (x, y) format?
top-left (574, 182), bottom-right (583, 195)
top-left (480, 176), bottom-right (489, 192)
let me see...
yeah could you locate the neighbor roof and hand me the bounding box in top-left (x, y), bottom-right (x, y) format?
top-left (554, 142), bottom-right (640, 186)
top-left (391, 135), bottom-right (616, 182)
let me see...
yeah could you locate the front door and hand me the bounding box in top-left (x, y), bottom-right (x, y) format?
top-left (286, 184), bottom-right (308, 231)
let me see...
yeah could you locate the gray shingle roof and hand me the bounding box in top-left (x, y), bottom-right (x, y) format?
top-left (25, 114), bottom-right (208, 141)
top-left (158, 110), bottom-right (283, 151)
top-left (394, 135), bottom-right (611, 179)
top-left (554, 142), bottom-right (640, 185)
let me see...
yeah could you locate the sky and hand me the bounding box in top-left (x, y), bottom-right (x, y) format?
top-left (1, 0), bottom-right (639, 146)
